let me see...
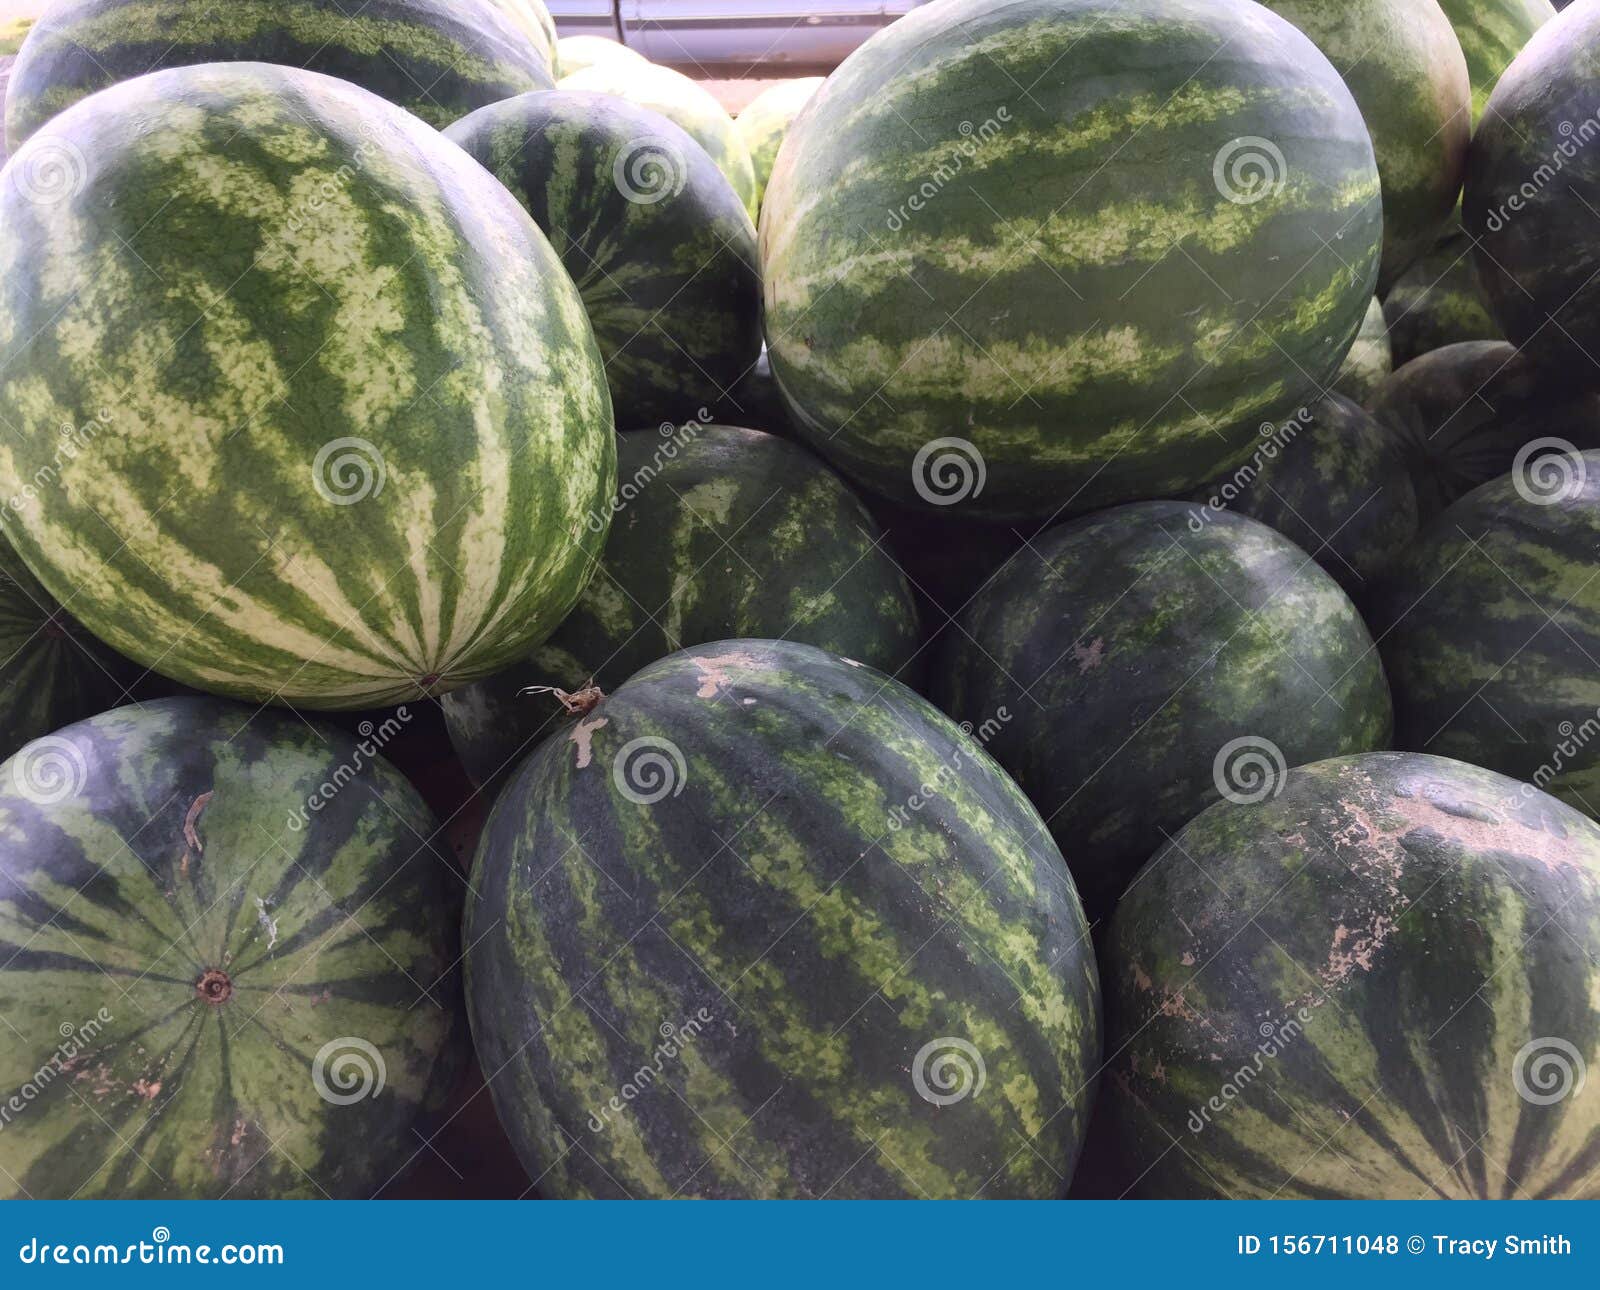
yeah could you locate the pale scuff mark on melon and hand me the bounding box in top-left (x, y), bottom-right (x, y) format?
top-left (570, 714), bottom-right (609, 768)
top-left (1319, 916), bottom-right (1397, 989)
top-left (1072, 637), bottom-right (1105, 672)
top-left (255, 897), bottom-right (278, 951)
top-left (691, 650), bottom-right (760, 698)
top-left (184, 790), bottom-right (212, 853)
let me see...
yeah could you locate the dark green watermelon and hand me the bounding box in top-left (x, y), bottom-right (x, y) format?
top-left (0, 697), bottom-right (463, 1198)
top-left (1382, 230), bottom-right (1502, 367)
top-left (444, 91), bottom-right (760, 430)
top-left (1331, 296), bottom-right (1392, 406)
top-left (1185, 394), bottom-right (1418, 599)
top-left (1371, 450), bottom-right (1600, 815)
top-left (0, 537), bottom-right (137, 761)
top-left (1465, 2), bottom-right (1600, 380)
top-left (1370, 340), bottom-right (1600, 519)
top-left (442, 426), bottom-right (920, 786)
top-left (1107, 751), bottom-right (1600, 1198)
top-left (934, 501), bottom-right (1393, 913)
top-left (465, 639), bottom-right (1100, 1198)
top-left (7, 0), bottom-right (554, 142)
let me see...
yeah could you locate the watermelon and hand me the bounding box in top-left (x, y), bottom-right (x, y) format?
top-left (444, 91), bottom-right (761, 431)
top-left (1185, 394), bottom-right (1418, 600)
top-left (1382, 229), bottom-right (1501, 366)
top-left (1466, 3), bottom-right (1600, 379)
top-left (6, 0), bottom-right (554, 144)
top-left (441, 426), bottom-right (921, 785)
top-left (1262, 0), bottom-right (1471, 290)
top-left (0, 697), bottom-right (463, 1198)
top-left (734, 76), bottom-right (823, 211)
top-left (464, 638), bottom-right (1101, 1198)
top-left (1371, 451), bottom-right (1600, 815)
top-left (555, 33), bottom-right (644, 78)
top-left (483, 0), bottom-right (556, 67)
top-left (0, 63), bottom-right (615, 710)
top-left (1438, 0), bottom-right (1556, 123)
top-left (558, 60), bottom-right (758, 219)
top-left (1332, 297), bottom-right (1392, 407)
top-left (934, 501), bottom-right (1393, 913)
top-left (0, 537), bottom-right (138, 763)
top-left (1369, 340), bottom-right (1600, 519)
top-left (1106, 751), bottom-right (1600, 1198)
top-left (761, 0), bottom-right (1381, 521)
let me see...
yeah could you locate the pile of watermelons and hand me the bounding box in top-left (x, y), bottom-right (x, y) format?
top-left (0, 0), bottom-right (1597, 1200)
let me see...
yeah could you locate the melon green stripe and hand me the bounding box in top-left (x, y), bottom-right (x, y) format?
top-left (1437, 0), bottom-right (1555, 123)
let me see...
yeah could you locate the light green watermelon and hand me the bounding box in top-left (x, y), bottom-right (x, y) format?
top-left (735, 76), bottom-right (823, 211)
top-left (0, 63), bottom-right (615, 709)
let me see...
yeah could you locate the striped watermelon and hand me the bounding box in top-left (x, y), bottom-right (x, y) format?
top-left (0, 63), bottom-right (615, 710)
top-left (466, 640), bottom-right (1101, 1198)
top-left (934, 501), bottom-right (1393, 913)
top-left (761, 0), bottom-right (1381, 521)
top-left (1369, 341), bottom-right (1600, 519)
top-left (1382, 230), bottom-right (1501, 366)
top-left (444, 91), bottom-right (761, 430)
top-left (1371, 451), bottom-right (1600, 815)
top-left (1107, 751), bottom-right (1600, 1198)
top-left (442, 426), bottom-right (921, 785)
top-left (6, 0), bottom-right (554, 143)
top-left (1438, 0), bottom-right (1556, 122)
top-left (1262, 0), bottom-right (1470, 290)
top-left (1332, 297), bottom-right (1392, 407)
top-left (1466, 3), bottom-right (1600, 378)
top-left (734, 76), bottom-right (822, 211)
top-left (558, 60), bottom-right (757, 219)
top-left (483, 0), bottom-right (556, 67)
top-left (1185, 394), bottom-right (1418, 599)
top-left (0, 538), bottom-right (137, 763)
top-left (0, 697), bottom-right (463, 1198)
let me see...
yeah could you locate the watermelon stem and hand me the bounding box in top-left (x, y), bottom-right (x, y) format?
top-left (195, 968), bottom-right (233, 1005)
top-left (520, 681), bottom-right (604, 718)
